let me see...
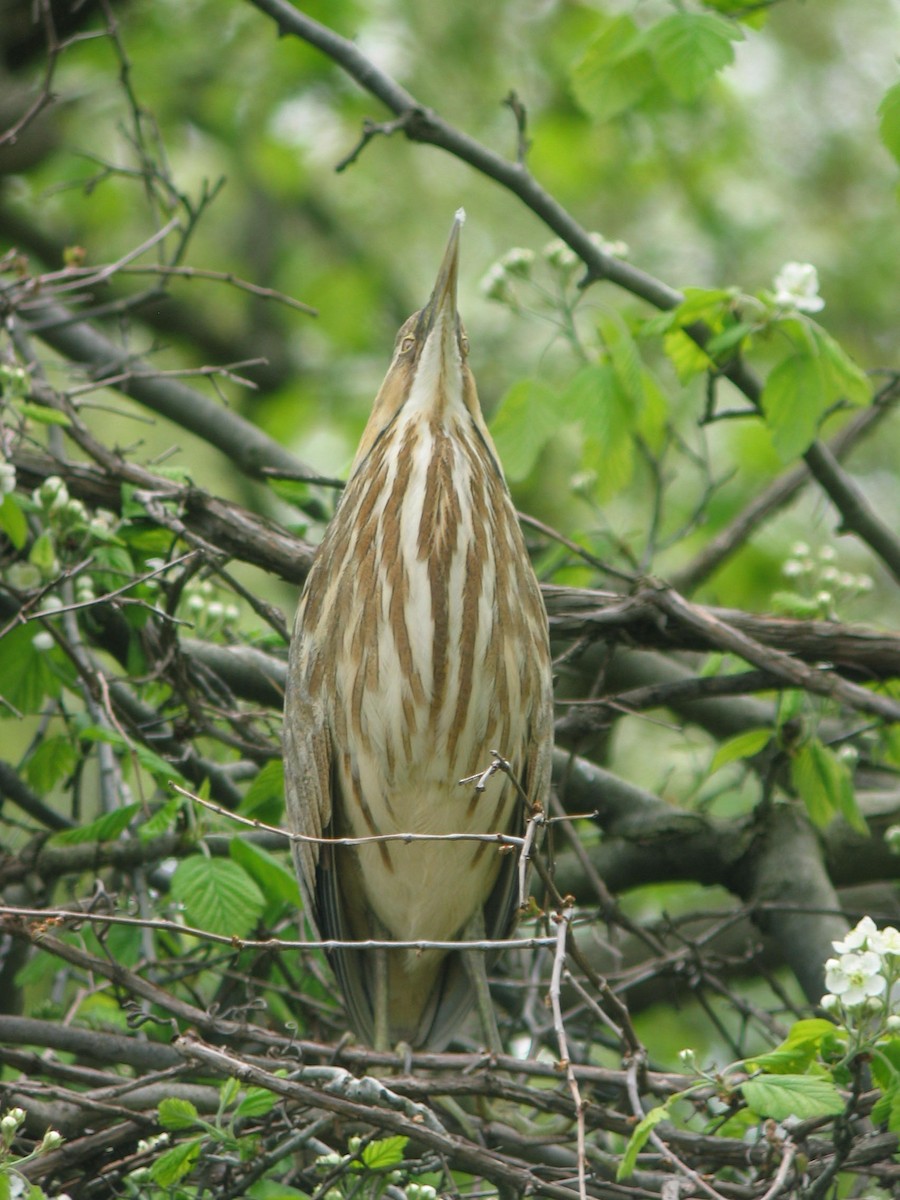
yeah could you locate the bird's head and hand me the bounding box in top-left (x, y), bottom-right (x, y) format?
top-left (350, 210), bottom-right (486, 476)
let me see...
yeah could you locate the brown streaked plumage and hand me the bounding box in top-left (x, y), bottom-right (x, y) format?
top-left (283, 212), bottom-right (553, 1048)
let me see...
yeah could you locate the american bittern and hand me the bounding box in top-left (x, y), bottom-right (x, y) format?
top-left (284, 211), bottom-right (553, 1049)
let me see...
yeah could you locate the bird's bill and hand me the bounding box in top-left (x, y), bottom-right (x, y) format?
top-left (419, 209), bottom-right (464, 343)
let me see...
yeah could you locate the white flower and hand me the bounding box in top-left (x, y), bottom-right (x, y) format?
top-left (782, 559), bottom-right (805, 579)
top-left (0, 461), bottom-right (16, 495)
top-left (791, 542), bottom-right (810, 558)
top-left (542, 238), bottom-right (578, 271)
top-left (479, 262), bottom-right (512, 302)
top-left (32, 631), bottom-right (54, 652)
top-left (773, 261), bottom-right (825, 312)
top-left (820, 992), bottom-right (840, 1013)
top-left (499, 247), bottom-right (535, 278)
top-left (589, 231), bottom-right (630, 258)
top-left (833, 915), bottom-right (877, 954)
top-left (870, 925), bottom-right (900, 958)
top-left (824, 950), bottom-right (886, 1008)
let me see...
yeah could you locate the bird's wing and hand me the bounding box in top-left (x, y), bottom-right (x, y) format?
top-left (282, 686), bottom-right (331, 942)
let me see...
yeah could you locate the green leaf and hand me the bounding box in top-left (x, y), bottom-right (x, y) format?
top-left (710, 728), bottom-right (771, 773)
top-left (617, 1104), bottom-right (670, 1180)
top-left (77, 724), bottom-right (185, 787)
top-left (662, 329), bottom-right (713, 383)
top-left (230, 838), bottom-right (301, 909)
top-left (14, 401), bottom-right (72, 426)
top-left (564, 363), bottom-right (636, 498)
top-left (29, 530), bottom-right (57, 574)
top-left (170, 855), bottom-right (266, 938)
top-left (159, 1097), bottom-right (201, 1131)
top-left (489, 378), bottom-right (559, 481)
top-left (0, 493), bottom-right (28, 549)
top-left (149, 1137), bottom-right (203, 1185)
top-left (570, 15), bottom-right (654, 123)
top-left (878, 82), bottom-right (900, 166)
top-left (598, 313), bottom-right (644, 406)
top-left (25, 734), bottom-right (78, 791)
top-left (761, 351), bottom-right (827, 461)
top-left (360, 1135), bottom-right (408, 1170)
top-left (241, 758), bottom-right (285, 821)
top-left (791, 737), bottom-right (865, 833)
top-left (744, 1019), bottom-right (836, 1074)
top-left (705, 320), bottom-right (755, 361)
top-left (50, 802), bottom-right (140, 845)
top-left (741, 1074), bottom-right (844, 1120)
top-left (672, 286), bottom-right (735, 326)
top-left (811, 327), bottom-right (871, 408)
top-left (138, 796), bottom-right (184, 839)
top-left (647, 14), bottom-right (742, 102)
top-left (235, 1087), bottom-right (279, 1120)
top-left (0, 624), bottom-right (63, 712)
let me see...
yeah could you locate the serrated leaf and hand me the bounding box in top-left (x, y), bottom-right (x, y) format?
top-left (170, 855), bottom-right (266, 937)
top-left (811, 327), bottom-right (871, 408)
top-left (489, 378), bottom-right (559, 481)
top-left (77, 724), bottom-right (186, 787)
top-left (673, 286), bottom-right (735, 326)
top-left (50, 802), bottom-right (140, 846)
top-left (744, 1019), bottom-right (836, 1074)
top-left (761, 351), bottom-right (827, 461)
top-left (235, 1086), bottom-right (279, 1120)
top-left (241, 758), bottom-right (285, 821)
top-left (0, 492), bottom-right (28, 549)
top-left (705, 320), bottom-right (755, 361)
top-left (598, 313), bottom-right (644, 406)
top-left (741, 1074), bottom-right (844, 1120)
top-left (710, 728), bottom-right (771, 773)
top-left (25, 734), bottom-right (78, 791)
top-left (159, 1097), bottom-right (200, 1131)
top-left (360, 1135), bottom-right (408, 1170)
top-left (150, 1137), bottom-right (202, 1185)
top-left (648, 13), bottom-right (742, 102)
top-left (616, 1104), bottom-right (670, 1180)
top-left (139, 796), bottom-right (183, 840)
top-left (878, 82), bottom-right (900, 166)
top-left (570, 15), bottom-right (654, 123)
top-left (569, 364), bottom-right (635, 499)
top-left (790, 738), bottom-right (863, 832)
top-left (663, 329), bottom-right (714, 383)
top-left (230, 838), bottom-right (300, 909)
top-left (220, 1076), bottom-right (242, 1111)
top-left (0, 625), bottom-right (62, 713)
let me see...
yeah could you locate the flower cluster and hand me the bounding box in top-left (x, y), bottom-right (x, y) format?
top-left (779, 541), bottom-right (874, 619)
top-left (822, 916), bottom-right (900, 1029)
top-left (480, 233), bottom-right (629, 304)
top-left (772, 261), bottom-right (825, 313)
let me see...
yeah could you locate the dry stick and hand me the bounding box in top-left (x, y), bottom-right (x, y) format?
top-left (172, 1035), bottom-right (581, 1200)
top-left (0, 904), bottom-right (554, 955)
top-left (549, 905), bottom-right (587, 1200)
top-left (624, 1059), bottom-right (730, 1200)
top-left (652, 585), bottom-right (900, 724)
top-left (244, 0), bottom-right (900, 588)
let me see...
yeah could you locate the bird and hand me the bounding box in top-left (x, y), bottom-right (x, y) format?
top-left (283, 210), bottom-right (553, 1050)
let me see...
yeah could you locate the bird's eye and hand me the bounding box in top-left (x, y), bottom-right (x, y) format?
top-left (400, 335), bottom-right (416, 354)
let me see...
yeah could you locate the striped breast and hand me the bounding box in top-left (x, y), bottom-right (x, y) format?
top-left (287, 400), bottom-right (553, 1042)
